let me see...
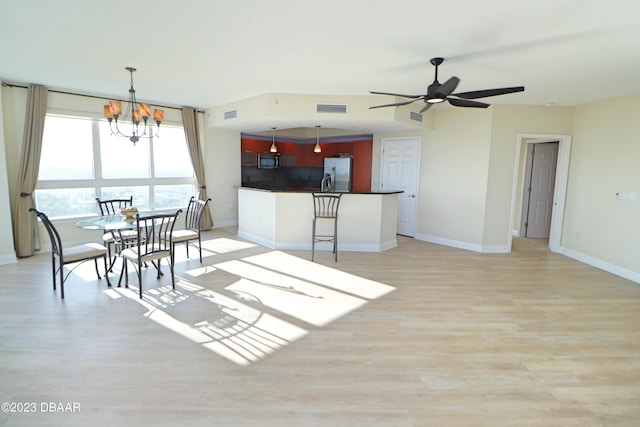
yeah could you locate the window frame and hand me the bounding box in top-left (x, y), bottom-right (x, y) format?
top-left (35, 112), bottom-right (196, 220)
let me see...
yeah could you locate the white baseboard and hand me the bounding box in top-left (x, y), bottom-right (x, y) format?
top-left (559, 247), bottom-right (640, 285)
top-left (414, 233), bottom-right (509, 253)
top-left (0, 253), bottom-right (18, 265)
top-left (211, 219), bottom-right (238, 229)
top-left (237, 231), bottom-right (397, 253)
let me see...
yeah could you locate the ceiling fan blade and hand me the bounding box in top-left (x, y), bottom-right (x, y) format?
top-left (435, 76), bottom-right (460, 97)
top-left (369, 91), bottom-right (423, 99)
top-left (419, 103), bottom-right (434, 113)
top-left (369, 98), bottom-right (422, 109)
top-left (452, 86), bottom-right (525, 99)
top-left (448, 98), bottom-right (490, 108)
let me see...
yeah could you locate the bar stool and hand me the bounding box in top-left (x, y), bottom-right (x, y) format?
top-left (311, 192), bottom-right (342, 262)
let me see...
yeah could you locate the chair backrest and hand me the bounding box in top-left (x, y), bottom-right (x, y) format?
top-left (135, 209), bottom-right (182, 255)
top-left (184, 196), bottom-right (211, 231)
top-left (29, 208), bottom-right (63, 258)
top-left (96, 196), bottom-right (133, 215)
top-left (312, 193), bottom-right (342, 219)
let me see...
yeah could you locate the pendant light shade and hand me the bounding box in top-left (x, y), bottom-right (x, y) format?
top-left (314, 125), bottom-right (322, 153)
top-left (270, 127), bottom-right (277, 152)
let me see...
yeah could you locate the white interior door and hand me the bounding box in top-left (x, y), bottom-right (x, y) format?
top-left (521, 142), bottom-right (558, 238)
top-left (381, 137), bottom-right (421, 237)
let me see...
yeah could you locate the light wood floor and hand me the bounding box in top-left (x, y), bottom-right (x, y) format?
top-left (1, 228), bottom-right (639, 426)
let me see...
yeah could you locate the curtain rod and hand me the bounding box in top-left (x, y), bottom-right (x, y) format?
top-left (1, 81), bottom-right (205, 113)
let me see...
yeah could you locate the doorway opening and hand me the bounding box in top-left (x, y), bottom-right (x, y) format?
top-left (509, 133), bottom-right (572, 254)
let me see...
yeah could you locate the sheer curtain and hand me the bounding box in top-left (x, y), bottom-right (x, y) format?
top-left (181, 107), bottom-right (213, 229)
top-left (13, 84), bottom-right (48, 257)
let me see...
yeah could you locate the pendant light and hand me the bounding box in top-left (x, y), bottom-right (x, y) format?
top-left (314, 125), bottom-right (322, 153)
top-left (270, 127), bottom-right (278, 152)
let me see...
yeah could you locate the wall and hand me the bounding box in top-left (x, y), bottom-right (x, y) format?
top-left (561, 93), bottom-right (640, 280)
top-left (202, 127), bottom-right (241, 228)
top-left (420, 107), bottom-right (493, 248)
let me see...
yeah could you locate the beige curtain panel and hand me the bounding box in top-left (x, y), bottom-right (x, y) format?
top-left (13, 84), bottom-right (48, 257)
top-left (181, 107), bottom-right (213, 229)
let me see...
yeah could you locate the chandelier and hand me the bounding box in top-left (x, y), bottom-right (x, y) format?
top-left (103, 67), bottom-right (163, 144)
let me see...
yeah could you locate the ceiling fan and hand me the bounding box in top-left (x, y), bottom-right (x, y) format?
top-left (369, 57), bottom-right (524, 113)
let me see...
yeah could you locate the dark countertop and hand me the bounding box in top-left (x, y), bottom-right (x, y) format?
top-left (238, 185), bottom-right (403, 195)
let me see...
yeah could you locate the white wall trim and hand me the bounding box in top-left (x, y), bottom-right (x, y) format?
top-left (237, 232), bottom-right (397, 253)
top-left (237, 230), bottom-right (275, 249)
top-left (559, 246), bottom-right (640, 285)
top-left (0, 254), bottom-right (18, 265)
top-left (415, 233), bottom-right (483, 253)
top-left (211, 219), bottom-right (238, 229)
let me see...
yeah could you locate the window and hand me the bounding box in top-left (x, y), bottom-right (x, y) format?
top-left (35, 114), bottom-right (196, 219)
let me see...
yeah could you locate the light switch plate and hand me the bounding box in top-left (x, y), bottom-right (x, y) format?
top-left (616, 192), bottom-right (637, 202)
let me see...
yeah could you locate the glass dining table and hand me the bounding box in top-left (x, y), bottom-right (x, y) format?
top-left (76, 214), bottom-right (139, 231)
top-left (76, 214), bottom-right (139, 286)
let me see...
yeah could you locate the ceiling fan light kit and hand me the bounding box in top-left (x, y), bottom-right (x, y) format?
top-left (370, 57), bottom-right (524, 112)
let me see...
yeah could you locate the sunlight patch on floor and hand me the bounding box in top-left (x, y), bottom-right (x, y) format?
top-left (113, 246), bottom-right (395, 366)
top-left (201, 237), bottom-right (257, 254)
top-left (244, 251), bottom-right (396, 299)
top-left (214, 260), bottom-right (367, 327)
top-left (183, 265), bottom-right (218, 278)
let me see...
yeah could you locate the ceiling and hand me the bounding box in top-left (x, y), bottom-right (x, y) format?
top-left (2, 0), bottom-right (640, 134)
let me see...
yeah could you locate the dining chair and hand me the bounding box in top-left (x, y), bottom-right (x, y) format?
top-left (29, 208), bottom-right (111, 299)
top-left (95, 196), bottom-right (135, 267)
top-left (95, 196), bottom-right (134, 215)
top-left (171, 196), bottom-right (211, 263)
top-left (311, 192), bottom-right (342, 262)
top-left (121, 209), bottom-right (182, 299)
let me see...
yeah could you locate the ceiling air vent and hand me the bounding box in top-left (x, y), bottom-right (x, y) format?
top-left (410, 111), bottom-right (423, 122)
top-left (316, 103), bottom-right (347, 114)
top-left (224, 109), bottom-right (237, 120)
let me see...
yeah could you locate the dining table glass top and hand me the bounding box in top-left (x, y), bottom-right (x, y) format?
top-left (75, 214), bottom-right (138, 231)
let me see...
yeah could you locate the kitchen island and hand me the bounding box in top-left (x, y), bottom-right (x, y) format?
top-left (237, 187), bottom-right (401, 253)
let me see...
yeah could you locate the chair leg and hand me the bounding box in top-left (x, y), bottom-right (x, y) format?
top-left (59, 263), bottom-right (65, 299)
top-left (103, 255), bottom-right (112, 288)
top-left (170, 258), bottom-right (176, 290)
top-left (124, 259), bottom-right (129, 288)
top-left (93, 258), bottom-right (102, 279)
top-left (51, 254), bottom-right (57, 291)
top-left (137, 259), bottom-right (143, 299)
top-left (311, 219), bottom-right (316, 262)
top-left (198, 236), bottom-right (203, 263)
top-left (333, 219), bottom-right (338, 262)
top-left (106, 242), bottom-right (115, 273)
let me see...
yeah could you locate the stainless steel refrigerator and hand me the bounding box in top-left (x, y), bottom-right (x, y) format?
top-left (324, 157), bottom-right (353, 192)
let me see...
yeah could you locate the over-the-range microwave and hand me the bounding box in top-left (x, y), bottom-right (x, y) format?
top-left (258, 152), bottom-right (280, 169)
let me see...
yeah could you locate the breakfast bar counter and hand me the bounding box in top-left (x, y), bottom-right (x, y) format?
top-left (237, 187), bottom-right (401, 253)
